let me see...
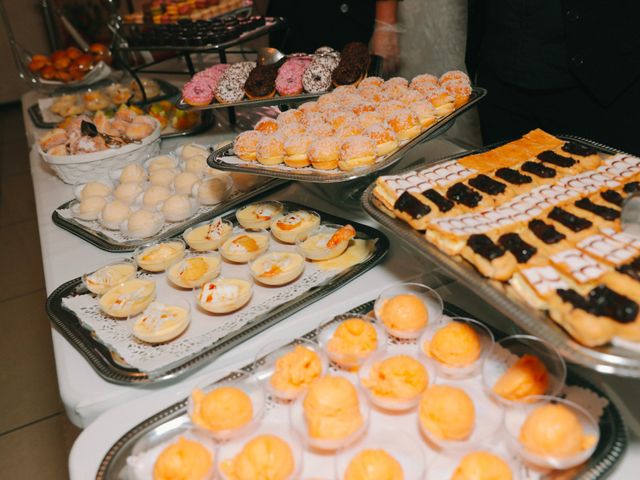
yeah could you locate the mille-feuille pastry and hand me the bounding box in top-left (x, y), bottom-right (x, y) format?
top-left (219, 232), bottom-right (270, 263)
top-left (494, 167), bottom-right (535, 195)
top-left (600, 227), bottom-right (640, 250)
top-left (545, 207), bottom-right (596, 242)
top-left (510, 264), bottom-right (570, 310)
top-left (549, 248), bottom-right (608, 292)
top-left (576, 234), bottom-right (637, 266)
top-left (517, 161), bottom-right (558, 184)
top-left (597, 153), bottom-right (640, 181)
top-left (167, 255), bottom-right (221, 288)
top-left (391, 191), bottom-right (437, 231)
top-left (270, 210), bottom-right (321, 243)
top-left (599, 188), bottom-right (626, 208)
top-left (460, 234), bottom-right (518, 281)
top-left (567, 197), bottom-right (621, 227)
top-left (558, 140), bottom-right (602, 170)
top-left (236, 201), bottom-right (284, 229)
top-left (520, 219), bottom-right (571, 256)
top-left (443, 181), bottom-right (494, 211)
top-left (465, 173), bottom-right (516, 205)
top-left (534, 149), bottom-right (583, 174)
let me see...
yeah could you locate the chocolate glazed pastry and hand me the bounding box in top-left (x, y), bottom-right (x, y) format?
top-left (331, 63), bottom-right (362, 86)
top-left (536, 150), bottom-right (577, 168)
top-left (467, 234), bottom-right (506, 260)
top-left (623, 181), bottom-right (640, 193)
top-left (548, 207), bottom-right (593, 232)
top-left (561, 141), bottom-right (599, 157)
top-left (528, 219), bottom-right (566, 244)
top-left (244, 64), bottom-right (278, 99)
top-left (601, 190), bottom-right (625, 207)
top-left (521, 161), bottom-right (557, 178)
top-left (495, 168), bottom-right (533, 185)
top-left (498, 233), bottom-right (537, 263)
top-left (394, 191), bottom-right (431, 219)
top-left (557, 288), bottom-right (590, 310)
top-left (617, 257), bottom-right (640, 281)
top-left (446, 183), bottom-right (483, 208)
top-left (588, 285), bottom-right (638, 323)
top-left (574, 198), bottom-right (620, 221)
top-left (422, 188), bottom-right (454, 212)
top-left (468, 174), bottom-right (507, 195)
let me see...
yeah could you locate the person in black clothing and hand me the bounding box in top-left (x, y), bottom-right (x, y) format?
top-left (466, 0), bottom-right (640, 154)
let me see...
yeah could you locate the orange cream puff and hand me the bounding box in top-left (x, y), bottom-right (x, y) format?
top-left (410, 100), bottom-right (437, 129)
top-left (345, 449), bottom-right (404, 480)
top-left (326, 111), bottom-right (357, 131)
top-left (309, 136), bottom-right (341, 170)
top-left (256, 135), bottom-right (285, 165)
top-left (452, 451), bottom-right (513, 480)
top-left (441, 80), bottom-right (472, 109)
top-left (284, 134), bottom-right (313, 168)
top-left (519, 403), bottom-right (596, 457)
top-left (381, 77), bottom-right (409, 98)
top-left (197, 278), bottom-right (253, 313)
top-left (99, 279), bottom-right (156, 318)
top-left (220, 434), bottom-right (295, 480)
top-left (378, 294), bottom-right (428, 336)
top-left (191, 386), bottom-right (253, 433)
top-left (303, 376), bottom-right (364, 442)
top-left (270, 210), bottom-right (321, 244)
top-left (419, 385), bottom-right (475, 441)
top-left (424, 322), bottom-right (481, 367)
top-left (358, 86), bottom-right (386, 103)
top-left (362, 354), bottom-right (429, 404)
top-left (493, 354), bottom-right (549, 402)
top-left (327, 317), bottom-right (379, 368)
top-left (234, 130), bottom-right (262, 161)
top-left (439, 70), bottom-right (471, 85)
top-left (270, 345), bottom-right (323, 397)
top-left (386, 109), bottom-right (421, 141)
top-left (339, 135), bottom-right (376, 171)
top-left (153, 436), bottom-right (213, 480)
top-left (351, 101), bottom-right (376, 116)
top-left (364, 124), bottom-right (398, 157)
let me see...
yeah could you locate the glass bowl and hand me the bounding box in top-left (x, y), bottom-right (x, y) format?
top-left (235, 200), bottom-right (284, 230)
top-left (182, 218), bottom-right (233, 252)
top-left (296, 223), bottom-right (354, 261)
top-left (219, 229), bottom-right (270, 263)
top-left (427, 446), bottom-right (523, 480)
top-left (133, 238), bottom-right (186, 273)
top-left (187, 370), bottom-right (265, 442)
top-left (316, 313), bottom-right (387, 370)
top-left (419, 316), bottom-right (494, 380)
top-left (253, 338), bottom-right (328, 401)
top-left (81, 258), bottom-right (137, 296)
top-left (503, 395), bottom-right (599, 470)
top-left (482, 335), bottom-right (567, 406)
top-left (374, 282), bottom-right (444, 340)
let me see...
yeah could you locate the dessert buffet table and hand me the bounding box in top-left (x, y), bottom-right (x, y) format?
top-left (21, 89), bottom-right (640, 478)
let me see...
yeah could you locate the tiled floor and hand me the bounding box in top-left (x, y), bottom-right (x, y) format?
top-left (0, 103), bottom-right (81, 478)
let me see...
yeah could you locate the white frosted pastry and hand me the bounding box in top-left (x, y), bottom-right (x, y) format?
top-left (149, 168), bottom-right (178, 188)
top-left (135, 241), bottom-right (186, 272)
top-left (142, 185), bottom-right (172, 209)
top-left (132, 302), bottom-right (190, 343)
top-left (162, 195), bottom-right (197, 222)
top-left (250, 252), bottom-right (305, 285)
top-left (83, 262), bottom-right (137, 295)
top-left (99, 279), bottom-right (156, 318)
top-left (99, 200), bottom-right (131, 230)
top-left (79, 181), bottom-right (112, 199)
top-left (197, 278), bottom-right (253, 313)
top-left (114, 182), bottom-right (144, 204)
top-left (236, 201), bottom-right (283, 229)
top-left (147, 155), bottom-right (178, 173)
top-left (183, 219), bottom-right (233, 251)
top-left (196, 176), bottom-right (231, 205)
top-left (120, 163), bottom-right (147, 183)
top-left (174, 171), bottom-right (200, 195)
top-left (167, 255), bottom-right (221, 288)
top-left (270, 210), bottom-right (321, 243)
top-left (122, 210), bottom-right (164, 239)
top-left (220, 232), bottom-right (270, 263)
top-left (184, 155), bottom-right (207, 175)
top-left (181, 143), bottom-right (209, 160)
top-left (72, 196), bottom-right (107, 221)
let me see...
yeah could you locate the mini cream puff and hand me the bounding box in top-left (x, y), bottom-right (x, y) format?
top-left (492, 354), bottom-right (549, 402)
top-left (284, 134), bottom-right (313, 168)
top-left (378, 294), bottom-right (428, 336)
top-left (122, 210), bottom-right (164, 239)
top-left (345, 449), bottom-right (404, 480)
top-left (153, 436), bottom-right (213, 480)
top-left (386, 109), bottom-right (421, 142)
top-left (236, 201), bottom-right (284, 230)
top-left (119, 163), bottom-right (147, 184)
top-left (364, 124), bottom-right (398, 157)
top-left (190, 386), bottom-right (253, 433)
top-left (220, 232), bottom-right (269, 263)
top-left (99, 279), bottom-right (156, 318)
top-left (250, 252), bottom-right (305, 286)
top-left (114, 182), bottom-right (144, 205)
top-left (183, 219), bottom-right (233, 251)
top-left (270, 345), bottom-right (323, 398)
top-left (220, 434), bottom-right (295, 480)
top-left (233, 130), bottom-right (262, 161)
top-left (72, 196), bottom-right (107, 221)
top-left (419, 385), bottom-right (475, 441)
top-left (309, 136), bottom-right (341, 170)
top-left (362, 354), bottom-right (429, 404)
top-left (256, 135), bottom-right (285, 165)
top-left (424, 322), bottom-right (481, 367)
top-left (452, 451), bottom-right (513, 480)
top-left (180, 143), bottom-right (209, 160)
top-left (168, 256), bottom-right (221, 288)
top-left (78, 180), bottom-right (112, 200)
top-left (297, 224), bottom-right (356, 261)
top-left (327, 318), bottom-right (379, 369)
top-left (132, 301), bottom-right (190, 344)
top-left (270, 210), bottom-right (321, 244)
top-left (338, 135), bottom-right (376, 171)
top-left (197, 278), bottom-right (253, 314)
top-left (135, 241), bottom-right (186, 272)
top-left (83, 261), bottom-right (137, 295)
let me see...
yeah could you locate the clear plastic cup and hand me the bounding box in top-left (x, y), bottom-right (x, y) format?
top-left (236, 201), bottom-right (284, 230)
top-left (182, 218), bottom-right (233, 252)
top-left (133, 238), bottom-right (186, 273)
top-left (194, 277), bottom-right (253, 314)
top-left (81, 258), bottom-right (137, 295)
top-left (427, 446), bottom-right (524, 480)
top-left (219, 229), bottom-right (270, 263)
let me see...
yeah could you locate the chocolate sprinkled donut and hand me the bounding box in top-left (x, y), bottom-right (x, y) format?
top-left (303, 62), bottom-right (332, 93)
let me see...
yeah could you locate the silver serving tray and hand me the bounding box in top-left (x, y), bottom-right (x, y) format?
top-left (175, 55), bottom-right (383, 112)
top-left (362, 135), bottom-right (640, 378)
top-left (52, 177), bottom-right (286, 252)
top-left (206, 88), bottom-right (486, 183)
top-left (95, 300), bottom-right (628, 480)
top-left (46, 202), bottom-right (389, 384)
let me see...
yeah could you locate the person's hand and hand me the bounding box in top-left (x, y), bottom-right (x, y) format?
top-left (370, 20), bottom-right (400, 76)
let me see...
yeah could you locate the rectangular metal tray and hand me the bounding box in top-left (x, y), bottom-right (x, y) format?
top-left (94, 300), bottom-right (627, 480)
top-left (207, 87), bottom-right (486, 183)
top-left (362, 135), bottom-right (640, 378)
top-left (46, 202), bottom-right (389, 384)
top-left (52, 178), bottom-right (286, 253)
top-left (175, 56), bottom-right (383, 112)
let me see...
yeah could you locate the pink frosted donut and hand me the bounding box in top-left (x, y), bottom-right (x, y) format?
top-left (182, 79), bottom-right (214, 106)
top-left (276, 57), bottom-right (312, 96)
top-left (193, 64), bottom-right (230, 91)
